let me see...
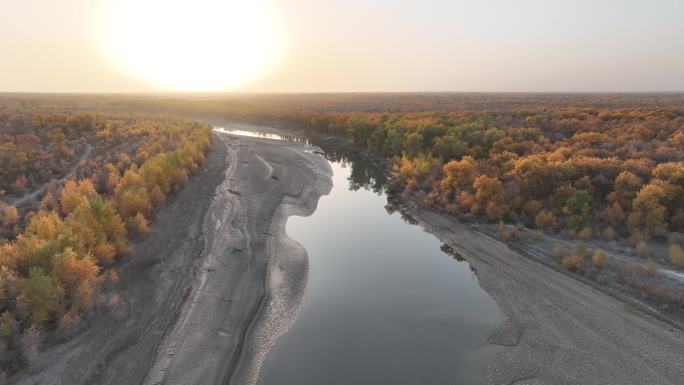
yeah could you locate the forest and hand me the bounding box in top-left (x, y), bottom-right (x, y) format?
top-left (121, 93), bottom-right (684, 307)
top-left (1, 94), bottom-right (683, 361)
top-left (125, 94), bottom-right (684, 241)
top-left (0, 108), bottom-right (211, 373)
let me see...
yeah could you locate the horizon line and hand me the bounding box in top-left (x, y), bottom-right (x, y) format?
top-left (1, 90), bottom-right (684, 96)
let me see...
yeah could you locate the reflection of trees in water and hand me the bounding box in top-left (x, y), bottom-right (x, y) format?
top-left (319, 140), bottom-right (422, 227)
top-left (348, 160), bottom-right (387, 194)
top-left (440, 243), bottom-right (477, 273)
top-left (384, 197), bottom-right (419, 226)
top-left (440, 244), bottom-right (465, 262)
top-left (318, 140), bottom-right (480, 273)
top-left (319, 142), bottom-right (387, 195)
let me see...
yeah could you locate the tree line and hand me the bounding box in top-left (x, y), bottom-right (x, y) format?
top-left (0, 110), bottom-right (211, 373)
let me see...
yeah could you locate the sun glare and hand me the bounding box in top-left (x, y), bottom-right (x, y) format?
top-left (98, 0), bottom-right (285, 91)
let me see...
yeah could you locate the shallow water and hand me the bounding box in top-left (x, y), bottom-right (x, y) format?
top-left (213, 125), bottom-right (310, 144)
top-left (214, 124), bottom-right (502, 385)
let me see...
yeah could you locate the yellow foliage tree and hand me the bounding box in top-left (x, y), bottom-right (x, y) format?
top-left (59, 180), bottom-right (87, 215)
top-left (535, 210), bottom-right (556, 229)
top-left (118, 189), bottom-right (152, 218)
top-left (2, 205), bottom-right (18, 227)
top-left (53, 248), bottom-right (100, 311)
top-left (592, 249), bottom-right (608, 267)
top-left (670, 244), bottom-right (684, 266)
top-left (441, 156), bottom-right (477, 193)
top-left (126, 212), bottom-right (149, 237)
top-left (473, 175), bottom-right (509, 221)
top-left (25, 211), bottom-right (64, 240)
top-left (77, 179), bottom-right (98, 200)
top-left (628, 184), bottom-right (667, 237)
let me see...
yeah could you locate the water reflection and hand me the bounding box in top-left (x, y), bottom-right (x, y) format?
top-left (208, 125), bottom-right (501, 385)
top-left (318, 143), bottom-right (388, 195)
top-left (256, 133), bottom-right (501, 385)
top-left (213, 126), bottom-right (310, 144)
top-left (440, 243), bottom-right (465, 262)
top-left (384, 197), bottom-right (420, 225)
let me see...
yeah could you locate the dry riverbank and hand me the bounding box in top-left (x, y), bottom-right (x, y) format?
top-left (11, 131), bottom-right (332, 385)
top-left (402, 203), bottom-right (684, 385)
top-left (142, 132), bottom-right (331, 385)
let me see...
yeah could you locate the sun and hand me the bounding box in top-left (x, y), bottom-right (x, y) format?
top-left (97, 0), bottom-right (285, 91)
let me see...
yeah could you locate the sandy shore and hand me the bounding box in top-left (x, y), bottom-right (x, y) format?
top-left (403, 203), bottom-right (684, 385)
top-left (11, 132), bottom-right (331, 385)
top-left (142, 132), bottom-right (331, 385)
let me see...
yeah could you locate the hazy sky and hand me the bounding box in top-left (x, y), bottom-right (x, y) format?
top-left (1, 0), bottom-right (683, 92)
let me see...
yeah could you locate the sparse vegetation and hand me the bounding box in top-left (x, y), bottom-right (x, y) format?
top-left (562, 255), bottom-right (584, 271)
top-left (552, 244), bottom-right (566, 258)
top-left (636, 241), bottom-right (650, 256)
top-left (574, 241), bottom-right (588, 257)
top-left (644, 260), bottom-right (659, 275)
top-left (670, 244), bottom-right (684, 267)
top-left (592, 249), bottom-right (608, 267)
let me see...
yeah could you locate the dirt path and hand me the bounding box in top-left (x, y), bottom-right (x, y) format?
top-left (11, 140), bottom-right (226, 385)
top-left (3, 144), bottom-right (92, 207)
top-left (405, 204), bottom-right (684, 385)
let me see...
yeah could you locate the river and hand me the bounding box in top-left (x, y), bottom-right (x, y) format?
top-left (215, 124), bottom-right (502, 385)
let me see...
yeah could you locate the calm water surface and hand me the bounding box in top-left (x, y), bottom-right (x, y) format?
top-left (216, 125), bottom-right (502, 385)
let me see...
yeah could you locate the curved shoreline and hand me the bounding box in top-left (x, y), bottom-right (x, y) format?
top-left (402, 203), bottom-right (684, 385)
top-left (141, 133), bottom-right (332, 385)
top-left (9, 131), bottom-right (332, 385)
top-left (226, 145), bottom-right (333, 385)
